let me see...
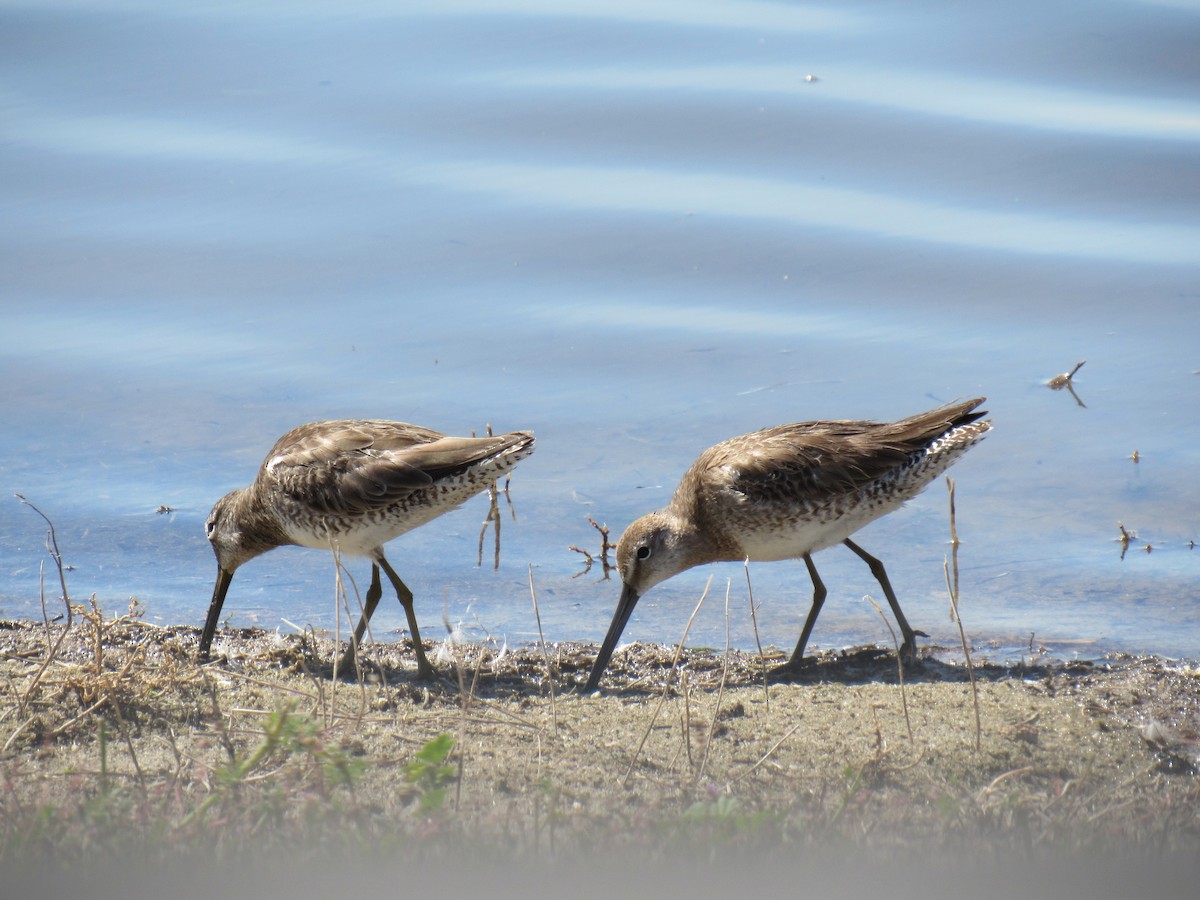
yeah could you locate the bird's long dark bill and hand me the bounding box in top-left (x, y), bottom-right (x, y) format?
top-left (199, 568), bottom-right (234, 658)
top-left (584, 583), bottom-right (640, 691)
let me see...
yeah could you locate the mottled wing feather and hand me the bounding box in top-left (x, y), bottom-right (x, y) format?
top-left (691, 399), bottom-right (987, 505)
top-left (695, 423), bottom-right (909, 501)
top-left (272, 422), bottom-right (535, 513)
top-left (260, 420), bottom-right (530, 516)
top-left (260, 420), bottom-right (440, 515)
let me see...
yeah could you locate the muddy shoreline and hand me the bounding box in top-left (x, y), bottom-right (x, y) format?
top-left (3, 611), bottom-right (1199, 890)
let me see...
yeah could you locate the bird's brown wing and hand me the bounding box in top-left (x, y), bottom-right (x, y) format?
top-left (263, 419), bottom-right (530, 515)
top-left (692, 398), bottom-right (987, 504)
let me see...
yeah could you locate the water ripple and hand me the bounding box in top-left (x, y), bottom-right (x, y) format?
top-left (487, 65), bottom-right (1200, 143)
top-left (416, 160), bottom-right (1200, 265)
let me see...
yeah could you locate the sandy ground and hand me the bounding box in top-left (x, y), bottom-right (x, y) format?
top-left (3, 609), bottom-right (1200, 896)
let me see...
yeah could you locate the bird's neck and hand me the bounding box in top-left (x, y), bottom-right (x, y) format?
top-left (230, 485), bottom-right (294, 556)
top-left (661, 509), bottom-right (742, 567)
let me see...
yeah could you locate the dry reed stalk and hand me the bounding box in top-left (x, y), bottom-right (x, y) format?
top-left (440, 608), bottom-right (492, 812)
top-left (622, 576), bottom-right (713, 787)
top-left (697, 579), bottom-right (732, 781)
top-left (744, 559), bottom-right (769, 710)
top-left (443, 612), bottom-right (470, 813)
top-left (681, 671), bottom-right (694, 769)
top-left (14, 496), bottom-right (73, 713)
top-left (528, 564), bottom-right (557, 737)
top-left (864, 594), bottom-right (913, 743)
top-left (217, 669), bottom-right (322, 704)
top-left (294, 624), bottom-right (332, 724)
top-left (975, 765), bottom-right (1036, 802)
top-left (732, 722), bottom-right (803, 784)
top-left (329, 547), bottom-right (370, 724)
top-left (945, 476), bottom-right (981, 751)
top-left (330, 544), bottom-right (352, 681)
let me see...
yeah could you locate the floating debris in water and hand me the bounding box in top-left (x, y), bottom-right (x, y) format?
top-left (1047, 359), bottom-right (1086, 388)
top-left (1047, 359), bottom-right (1087, 407)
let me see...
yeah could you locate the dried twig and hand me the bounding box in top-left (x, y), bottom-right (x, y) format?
top-left (622, 577), bottom-right (712, 787)
top-left (15, 496), bottom-right (74, 713)
top-left (976, 766), bottom-right (1036, 802)
top-left (528, 564), bottom-right (557, 738)
top-left (864, 594), bottom-right (913, 743)
top-left (1047, 359), bottom-right (1086, 387)
top-left (15, 495), bottom-right (71, 614)
top-left (571, 517), bottom-right (617, 579)
top-left (1116, 522), bottom-right (1136, 560)
top-left (1047, 360), bottom-right (1087, 407)
top-left (732, 722), bottom-right (803, 784)
top-left (946, 476), bottom-right (981, 752)
top-left (744, 559), bottom-right (769, 710)
top-left (698, 579), bottom-right (732, 781)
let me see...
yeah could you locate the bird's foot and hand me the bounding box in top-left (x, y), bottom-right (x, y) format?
top-left (898, 631), bottom-right (928, 666)
top-left (335, 648), bottom-right (363, 679)
top-left (767, 658), bottom-right (814, 682)
top-left (408, 637), bottom-right (437, 681)
top-left (412, 660), bottom-right (436, 681)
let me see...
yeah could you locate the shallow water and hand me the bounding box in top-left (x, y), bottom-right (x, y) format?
top-left (2, 0), bottom-right (1197, 662)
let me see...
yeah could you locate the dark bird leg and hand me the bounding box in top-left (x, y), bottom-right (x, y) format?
top-left (378, 554), bottom-right (434, 679)
top-left (340, 557), bottom-right (434, 679)
top-left (339, 563), bottom-right (384, 673)
top-left (772, 553), bottom-right (827, 677)
top-left (843, 538), bottom-right (922, 661)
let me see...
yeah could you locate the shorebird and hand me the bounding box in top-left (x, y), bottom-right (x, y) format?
top-left (584, 398), bottom-right (990, 691)
top-left (199, 420), bottom-right (535, 677)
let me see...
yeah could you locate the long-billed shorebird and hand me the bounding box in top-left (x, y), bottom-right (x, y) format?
top-left (199, 420), bottom-right (535, 677)
top-left (584, 398), bottom-right (990, 691)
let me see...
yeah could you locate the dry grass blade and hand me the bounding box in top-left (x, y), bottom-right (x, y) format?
top-left (744, 559), bottom-right (769, 710)
top-left (732, 721), bottom-right (803, 784)
top-left (946, 476), bottom-right (981, 752)
top-left (14, 495), bottom-right (71, 615)
top-left (14, 496), bottom-right (74, 713)
top-left (440, 611), bottom-right (475, 813)
top-left (697, 579), bottom-right (732, 781)
top-left (622, 576), bottom-right (713, 787)
top-left (330, 545), bottom-right (350, 683)
top-left (527, 564), bottom-right (557, 737)
top-left (329, 547), bottom-right (373, 718)
top-left (864, 594), bottom-right (913, 742)
top-left (976, 765), bottom-right (1036, 802)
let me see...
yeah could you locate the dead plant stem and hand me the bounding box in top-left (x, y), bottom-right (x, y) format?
top-left (946, 476), bottom-right (981, 752)
top-left (622, 576), bottom-right (712, 787)
top-left (528, 564), bottom-right (557, 737)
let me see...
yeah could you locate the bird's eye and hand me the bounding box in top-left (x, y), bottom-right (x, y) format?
top-left (205, 518), bottom-right (217, 538)
top-left (636, 545), bottom-right (652, 561)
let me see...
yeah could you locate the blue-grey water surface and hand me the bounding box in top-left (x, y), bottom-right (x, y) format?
top-left (2, 0), bottom-right (1198, 662)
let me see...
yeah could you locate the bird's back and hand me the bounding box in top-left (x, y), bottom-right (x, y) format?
top-left (671, 399), bottom-right (989, 560)
top-left (252, 420), bottom-right (535, 553)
